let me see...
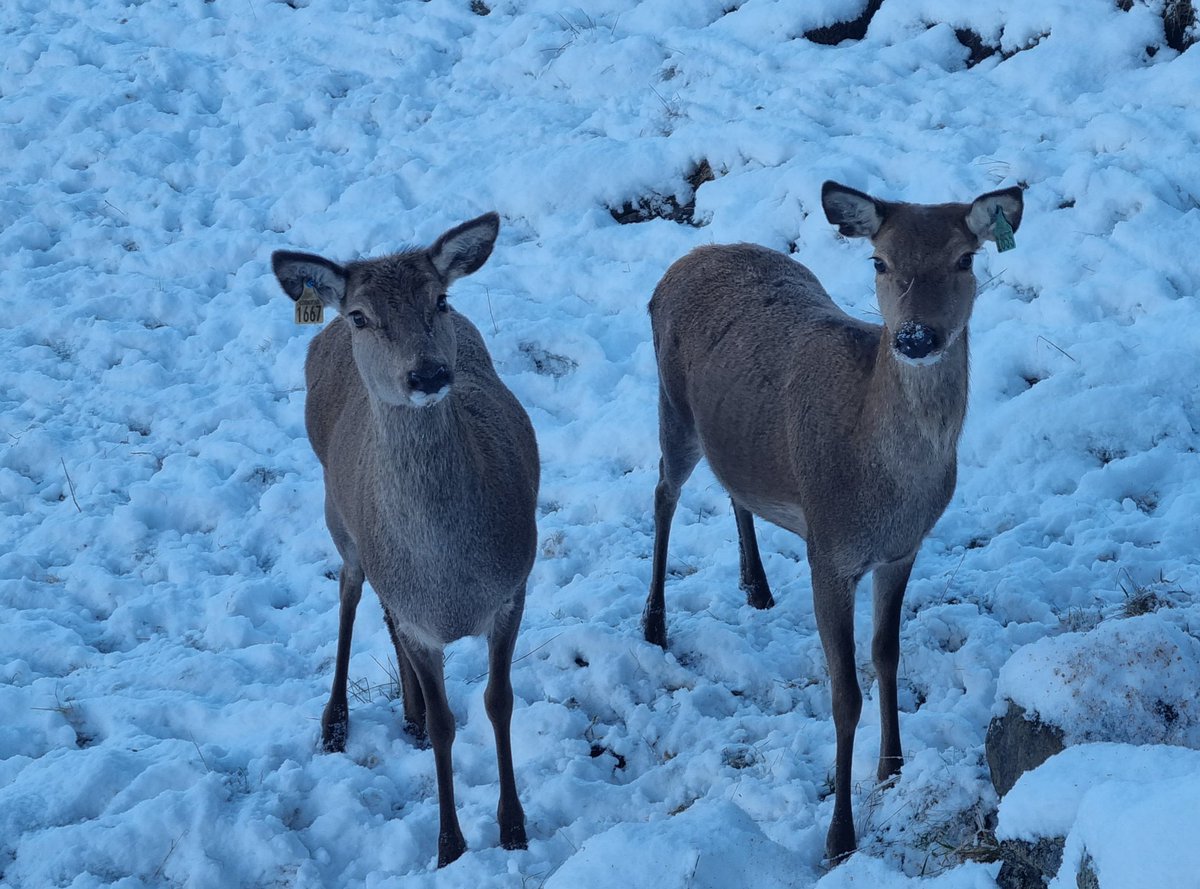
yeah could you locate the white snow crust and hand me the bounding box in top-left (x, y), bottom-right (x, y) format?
top-left (997, 743), bottom-right (1200, 889)
top-left (3, 0), bottom-right (1199, 886)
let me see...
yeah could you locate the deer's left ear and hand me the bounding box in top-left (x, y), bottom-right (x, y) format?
top-left (428, 212), bottom-right (500, 285)
top-left (966, 187), bottom-right (1023, 242)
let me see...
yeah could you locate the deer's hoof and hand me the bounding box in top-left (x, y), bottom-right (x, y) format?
top-left (500, 819), bottom-right (528, 851)
top-left (824, 820), bottom-right (857, 866)
top-left (437, 828), bottom-right (467, 868)
top-left (641, 608), bottom-right (668, 649)
top-left (321, 704), bottom-right (348, 753)
top-left (877, 755), bottom-right (903, 785)
top-left (741, 582), bottom-right (775, 610)
top-left (404, 719), bottom-right (430, 749)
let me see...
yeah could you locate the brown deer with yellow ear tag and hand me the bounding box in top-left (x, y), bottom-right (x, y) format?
top-left (273, 212), bottom-right (539, 868)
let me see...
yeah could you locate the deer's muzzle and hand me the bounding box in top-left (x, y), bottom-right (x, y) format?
top-left (893, 322), bottom-right (941, 363)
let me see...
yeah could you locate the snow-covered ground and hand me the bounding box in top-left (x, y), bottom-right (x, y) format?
top-left (3, 1), bottom-right (1199, 886)
top-left (996, 743), bottom-right (1200, 889)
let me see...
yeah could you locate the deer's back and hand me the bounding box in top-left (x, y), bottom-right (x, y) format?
top-left (650, 242), bottom-right (877, 375)
top-left (650, 243), bottom-right (883, 534)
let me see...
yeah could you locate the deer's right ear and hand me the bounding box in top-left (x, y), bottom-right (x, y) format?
top-left (272, 251), bottom-right (347, 308)
top-left (965, 187), bottom-right (1024, 242)
top-left (822, 181), bottom-right (888, 239)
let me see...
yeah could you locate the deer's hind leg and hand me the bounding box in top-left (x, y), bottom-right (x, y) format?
top-left (733, 502), bottom-right (775, 610)
top-left (384, 610), bottom-right (428, 745)
top-left (643, 385), bottom-right (702, 649)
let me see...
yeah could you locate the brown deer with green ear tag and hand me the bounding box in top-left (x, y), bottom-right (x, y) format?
top-left (641, 181), bottom-right (1022, 863)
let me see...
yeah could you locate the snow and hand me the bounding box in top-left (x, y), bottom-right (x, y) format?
top-left (997, 613), bottom-right (1200, 747)
top-left (542, 799), bottom-right (814, 889)
top-left (996, 743), bottom-right (1200, 889)
top-left (2, 0), bottom-right (1199, 887)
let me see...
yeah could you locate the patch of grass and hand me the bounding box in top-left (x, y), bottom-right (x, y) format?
top-left (349, 655), bottom-right (402, 705)
top-left (890, 801), bottom-right (997, 877)
top-left (1118, 568), bottom-right (1184, 618)
top-left (32, 687), bottom-right (94, 748)
top-left (1058, 604), bottom-right (1102, 633)
top-left (926, 827), bottom-right (1004, 868)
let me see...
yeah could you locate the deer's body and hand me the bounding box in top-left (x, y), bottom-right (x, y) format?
top-left (654, 244), bottom-right (965, 565)
top-left (273, 213), bottom-right (537, 868)
top-left (643, 182), bottom-right (1023, 861)
top-left (306, 312), bottom-right (536, 648)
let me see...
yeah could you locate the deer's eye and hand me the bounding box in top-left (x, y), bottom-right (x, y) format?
top-left (436, 294), bottom-right (449, 313)
top-left (956, 253), bottom-right (974, 271)
top-left (872, 257), bottom-right (888, 275)
top-left (348, 310), bottom-right (368, 329)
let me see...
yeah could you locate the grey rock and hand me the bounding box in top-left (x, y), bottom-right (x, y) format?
top-left (996, 837), bottom-right (1065, 889)
top-left (986, 701), bottom-right (1066, 798)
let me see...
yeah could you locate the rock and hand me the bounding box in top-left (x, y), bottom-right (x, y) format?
top-left (995, 837), bottom-right (1065, 889)
top-left (1119, 0), bottom-right (1197, 51)
top-left (802, 0), bottom-right (884, 45)
top-left (608, 160), bottom-right (715, 227)
top-left (985, 701), bottom-right (1065, 799)
top-left (994, 742), bottom-right (1200, 889)
top-left (985, 612), bottom-right (1200, 888)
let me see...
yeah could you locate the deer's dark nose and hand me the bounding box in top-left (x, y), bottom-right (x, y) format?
top-left (893, 323), bottom-right (940, 361)
top-left (408, 364), bottom-right (453, 395)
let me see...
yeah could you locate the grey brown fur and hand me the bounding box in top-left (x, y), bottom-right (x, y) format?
top-left (272, 212), bottom-right (539, 868)
top-left (642, 181), bottom-right (1023, 862)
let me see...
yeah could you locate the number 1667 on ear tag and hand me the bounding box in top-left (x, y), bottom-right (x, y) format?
top-left (295, 280), bottom-right (325, 325)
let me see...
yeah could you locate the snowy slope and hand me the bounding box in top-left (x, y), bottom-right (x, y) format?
top-left (2, 0), bottom-right (1199, 886)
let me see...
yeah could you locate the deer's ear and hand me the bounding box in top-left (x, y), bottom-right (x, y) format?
top-left (966, 187), bottom-right (1024, 241)
top-left (428, 212), bottom-right (500, 285)
top-left (272, 251), bottom-right (347, 308)
top-left (822, 181), bottom-right (889, 239)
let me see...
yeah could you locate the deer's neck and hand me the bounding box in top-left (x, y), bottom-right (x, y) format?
top-left (862, 329), bottom-right (969, 465)
top-left (368, 396), bottom-right (475, 501)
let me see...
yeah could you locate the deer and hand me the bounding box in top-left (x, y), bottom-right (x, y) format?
top-left (271, 212), bottom-right (539, 868)
top-left (641, 181), bottom-right (1023, 862)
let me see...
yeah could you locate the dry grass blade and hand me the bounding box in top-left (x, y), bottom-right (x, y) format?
top-left (61, 457), bottom-right (81, 511)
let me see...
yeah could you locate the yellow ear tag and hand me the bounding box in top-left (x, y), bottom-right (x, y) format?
top-left (295, 279), bottom-right (325, 325)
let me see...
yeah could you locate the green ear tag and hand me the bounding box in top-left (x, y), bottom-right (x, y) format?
top-left (992, 206), bottom-right (1016, 253)
top-left (295, 279), bottom-right (324, 325)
